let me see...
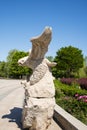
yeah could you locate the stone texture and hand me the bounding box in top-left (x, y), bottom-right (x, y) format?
top-left (25, 68), bottom-right (55, 98)
top-left (18, 27), bottom-right (56, 130)
top-left (22, 98), bottom-right (55, 129)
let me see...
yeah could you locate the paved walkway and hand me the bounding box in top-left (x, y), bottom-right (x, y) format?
top-left (0, 79), bottom-right (62, 130)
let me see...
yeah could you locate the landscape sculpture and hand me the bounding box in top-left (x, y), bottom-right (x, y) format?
top-left (18, 27), bottom-right (56, 130)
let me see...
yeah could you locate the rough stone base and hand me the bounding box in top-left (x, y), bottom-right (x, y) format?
top-left (22, 97), bottom-right (55, 130)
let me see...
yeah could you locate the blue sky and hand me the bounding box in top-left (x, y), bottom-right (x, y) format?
top-left (0, 0), bottom-right (87, 61)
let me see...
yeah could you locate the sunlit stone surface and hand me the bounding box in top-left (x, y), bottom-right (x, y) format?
top-left (18, 27), bottom-right (56, 130)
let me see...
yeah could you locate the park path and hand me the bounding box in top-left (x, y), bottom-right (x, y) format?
top-left (0, 79), bottom-right (62, 130)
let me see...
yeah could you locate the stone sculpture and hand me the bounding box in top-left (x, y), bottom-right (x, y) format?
top-left (18, 27), bottom-right (56, 130)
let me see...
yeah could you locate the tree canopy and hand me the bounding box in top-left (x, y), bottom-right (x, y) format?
top-left (6, 49), bottom-right (32, 78)
top-left (0, 61), bottom-right (7, 77)
top-left (0, 46), bottom-right (85, 79)
top-left (53, 46), bottom-right (84, 78)
top-left (0, 49), bottom-right (32, 79)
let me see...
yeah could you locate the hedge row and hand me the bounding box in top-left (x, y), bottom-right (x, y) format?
top-left (54, 79), bottom-right (87, 97)
top-left (60, 78), bottom-right (87, 90)
top-left (54, 79), bottom-right (87, 125)
top-left (56, 97), bottom-right (87, 125)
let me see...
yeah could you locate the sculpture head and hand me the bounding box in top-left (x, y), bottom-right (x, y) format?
top-left (18, 26), bottom-right (53, 69)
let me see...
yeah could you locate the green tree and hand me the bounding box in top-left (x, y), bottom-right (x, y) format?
top-left (84, 66), bottom-right (87, 76)
top-left (7, 49), bottom-right (31, 79)
top-left (0, 61), bottom-right (7, 77)
top-left (84, 56), bottom-right (87, 66)
top-left (53, 46), bottom-right (83, 78)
